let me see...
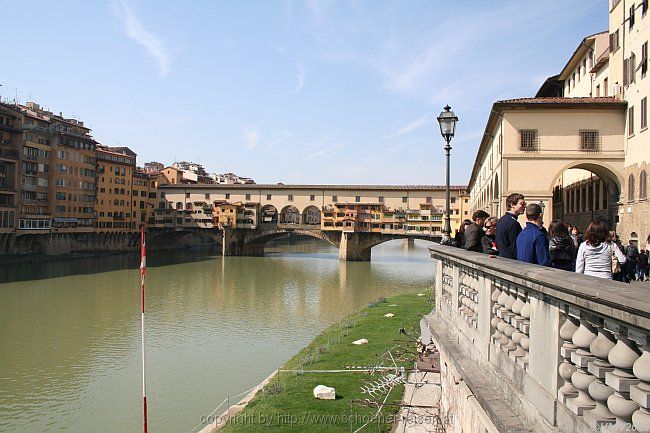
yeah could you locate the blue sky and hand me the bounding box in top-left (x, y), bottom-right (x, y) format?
top-left (2, 0), bottom-right (606, 185)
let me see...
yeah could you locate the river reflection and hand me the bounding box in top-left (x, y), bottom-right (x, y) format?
top-left (0, 237), bottom-right (435, 433)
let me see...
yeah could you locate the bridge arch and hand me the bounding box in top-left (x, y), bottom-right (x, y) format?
top-left (302, 205), bottom-right (321, 226)
top-left (280, 205), bottom-right (300, 224)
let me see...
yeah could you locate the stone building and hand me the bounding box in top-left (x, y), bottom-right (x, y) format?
top-left (0, 104), bottom-right (21, 235)
top-left (469, 1), bottom-right (649, 245)
top-left (95, 146), bottom-right (136, 231)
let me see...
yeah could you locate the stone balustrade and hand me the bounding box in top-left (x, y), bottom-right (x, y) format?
top-left (428, 245), bottom-right (650, 433)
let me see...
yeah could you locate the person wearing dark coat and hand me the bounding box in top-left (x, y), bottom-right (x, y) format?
top-left (516, 203), bottom-right (551, 267)
top-left (454, 219), bottom-right (471, 248)
top-left (548, 220), bottom-right (576, 271)
top-left (465, 210), bottom-right (490, 252)
top-left (481, 217), bottom-right (498, 255)
top-left (496, 193), bottom-right (526, 259)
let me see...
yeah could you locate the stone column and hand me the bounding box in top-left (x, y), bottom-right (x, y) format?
top-left (606, 336), bottom-right (641, 431)
top-left (631, 343), bottom-right (650, 432)
top-left (338, 232), bottom-right (371, 261)
top-left (584, 326), bottom-right (617, 430)
top-left (558, 315), bottom-right (579, 404)
top-left (567, 319), bottom-right (597, 416)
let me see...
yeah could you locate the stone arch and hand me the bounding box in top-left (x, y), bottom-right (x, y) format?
top-left (260, 205), bottom-right (278, 224)
top-left (550, 161), bottom-right (623, 230)
top-left (245, 228), bottom-right (341, 250)
top-left (302, 205), bottom-right (321, 226)
top-left (550, 161), bottom-right (623, 198)
top-left (280, 205), bottom-right (300, 224)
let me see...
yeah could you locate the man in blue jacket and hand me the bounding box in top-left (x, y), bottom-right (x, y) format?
top-left (496, 193), bottom-right (526, 259)
top-left (516, 203), bottom-right (551, 266)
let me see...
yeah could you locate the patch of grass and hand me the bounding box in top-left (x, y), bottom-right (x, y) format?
top-left (219, 292), bottom-right (432, 433)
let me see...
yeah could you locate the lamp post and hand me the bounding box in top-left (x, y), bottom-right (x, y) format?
top-left (437, 105), bottom-right (458, 246)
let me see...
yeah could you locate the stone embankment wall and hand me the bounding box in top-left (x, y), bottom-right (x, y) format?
top-left (0, 228), bottom-right (220, 259)
top-left (425, 245), bottom-right (650, 433)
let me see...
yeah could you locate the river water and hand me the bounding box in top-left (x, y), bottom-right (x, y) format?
top-left (0, 237), bottom-right (435, 433)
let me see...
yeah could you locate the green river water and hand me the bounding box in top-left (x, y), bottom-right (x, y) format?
top-left (0, 237), bottom-right (435, 433)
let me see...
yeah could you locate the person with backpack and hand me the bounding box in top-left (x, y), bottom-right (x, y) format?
top-left (548, 220), bottom-right (576, 271)
top-left (625, 241), bottom-right (640, 281)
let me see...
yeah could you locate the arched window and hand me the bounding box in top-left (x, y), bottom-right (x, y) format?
top-left (628, 174), bottom-right (636, 201)
top-left (640, 170), bottom-right (647, 199)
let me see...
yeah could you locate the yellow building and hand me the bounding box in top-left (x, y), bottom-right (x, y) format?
top-left (132, 169), bottom-right (158, 228)
top-left (95, 146), bottom-right (136, 232)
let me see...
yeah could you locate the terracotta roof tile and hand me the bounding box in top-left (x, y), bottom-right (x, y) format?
top-left (495, 97), bottom-right (624, 105)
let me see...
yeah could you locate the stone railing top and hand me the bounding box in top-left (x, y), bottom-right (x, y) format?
top-left (429, 244), bottom-right (650, 331)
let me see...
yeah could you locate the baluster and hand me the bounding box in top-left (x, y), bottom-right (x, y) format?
top-left (606, 336), bottom-right (641, 430)
top-left (509, 289), bottom-right (527, 366)
top-left (584, 326), bottom-right (617, 430)
top-left (631, 344), bottom-right (650, 432)
top-left (502, 288), bottom-right (518, 353)
top-left (567, 319), bottom-right (597, 415)
top-left (558, 315), bottom-right (579, 404)
top-left (518, 293), bottom-right (531, 369)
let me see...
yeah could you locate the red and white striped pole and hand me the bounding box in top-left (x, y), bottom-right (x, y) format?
top-left (140, 226), bottom-right (148, 433)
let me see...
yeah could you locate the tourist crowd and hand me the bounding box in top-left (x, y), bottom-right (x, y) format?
top-left (453, 193), bottom-right (650, 282)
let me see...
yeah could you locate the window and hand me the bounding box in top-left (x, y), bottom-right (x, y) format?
top-left (624, 53), bottom-right (637, 85)
top-left (402, 197), bottom-right (407, 203)
top-left (642, 42), bottom-right (648, 77)
top-left (245, 194), bottom-right (251, 200)
top-left (580, 130), bottom-right (600, 151)
top-left (355, 196), bottom-right (360, 202)
top-left (630, 4), bottom-right (635, 30)
top-left (519, 130), bottom-right (539, 151)
top-left (267, 194), bottom-right (272, 200)
top-left (332, 195), bottom-right (337, 202)
top-left (310, 195), bottom-right (315, 201)
top-left (204, 193), bottom-right (210, 200)
top-left (225, 193), bottom-right (230, 199)
top-left (451, 197), bottom-right (456, 204)
top-left (186, 193), bottom-right (190, 198)
top-left (640, 170), bottom-right (647, 199)
top-left (642, 97), bottom-right (648, 130)
top-left (629, 174), bottom-right (636, 201)
top-left (629, 106), bottom-right (635, 136)
top-left (610, 30), bottom-right (620, 52)
top-left (604, 77), bottom-right (609, 96)
top-left (378, 196), bottom-right (384, 203)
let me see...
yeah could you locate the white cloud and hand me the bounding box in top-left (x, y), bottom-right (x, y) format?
top-left (384, 113), bottom-right (433, 140)
top-left (243, 127), bottom-right (261, 149)
top-left (112, 0), bottom-right (171, 77)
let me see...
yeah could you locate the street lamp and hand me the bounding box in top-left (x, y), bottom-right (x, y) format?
top-left (437, 105), bottom-right (458, 246)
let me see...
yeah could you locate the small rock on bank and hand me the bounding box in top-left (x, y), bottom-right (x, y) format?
top-left (313, 385), bottom-right (336, 400)
top-left (384, 313), bottom-right (395, 318)
top-left (352, 338), bottom-right (368, 345)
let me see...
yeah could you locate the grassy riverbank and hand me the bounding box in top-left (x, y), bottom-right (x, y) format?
top-left (219, 291), bottom-right (432, 433)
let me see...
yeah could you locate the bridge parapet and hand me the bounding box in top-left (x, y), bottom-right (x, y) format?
top-left (426, 245), bottom-right (650, 433)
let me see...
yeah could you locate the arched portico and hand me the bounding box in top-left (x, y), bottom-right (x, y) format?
top-left (302, 205), bottom-right (321, 226)
top-left (280, 205), bottom-right (300, 224)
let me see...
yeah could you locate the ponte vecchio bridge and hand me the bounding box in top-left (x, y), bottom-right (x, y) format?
top-left (155, 184), bottom-right (468, 261)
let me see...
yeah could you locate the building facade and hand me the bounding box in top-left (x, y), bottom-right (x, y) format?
top-left (96, 146), bottom-right (136, 231)
top-left (0, 104), bottom-right (20, 234)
